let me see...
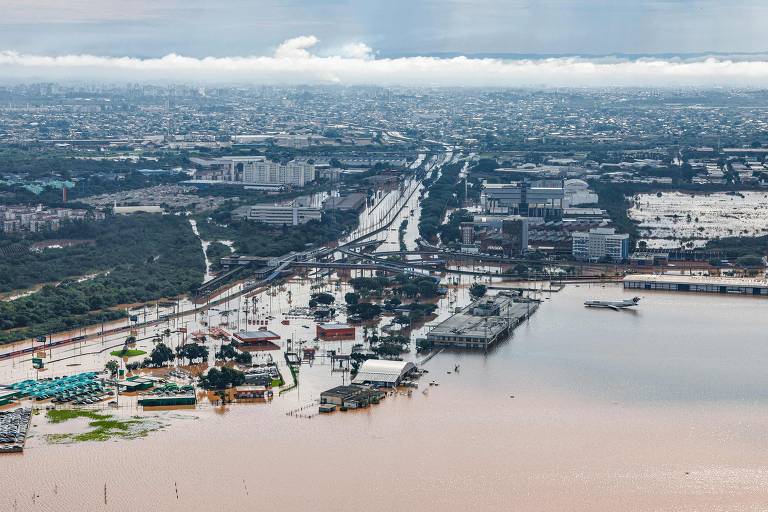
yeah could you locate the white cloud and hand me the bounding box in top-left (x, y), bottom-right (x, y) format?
top-left (273, 35), bottom-right (319, 59)
top-left (3, 36), bottom-right (768, 86)
top-left (338, 43), bottom-right (374, 60)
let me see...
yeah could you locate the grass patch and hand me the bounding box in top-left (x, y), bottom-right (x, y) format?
top-left (46, 409), bottom-right (110, 424)
top-left (46, 409), bottom-right (163, 443)
top-left (278, 366), bottom-right (298, 396)
top-left (109, 349), bottom-right (146, 358)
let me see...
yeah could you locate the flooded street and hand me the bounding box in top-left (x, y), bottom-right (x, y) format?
top-left (4, 283), bottom-right (768, 511)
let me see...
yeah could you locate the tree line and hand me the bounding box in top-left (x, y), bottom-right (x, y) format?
top-left (0, 214), bottom-right (205, 344)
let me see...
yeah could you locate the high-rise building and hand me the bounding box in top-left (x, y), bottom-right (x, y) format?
top-left (572, 227), bottom-right (629, 261)
top-left (460, 222), bottom-right (475, 245)
top-left (480, 181), bottom-right (564, 219)
top-left (501, 216), bottom-right (529, 256)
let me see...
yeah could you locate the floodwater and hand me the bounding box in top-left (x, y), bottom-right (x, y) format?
top-left (4, 284), bottom-right (768, 511)
top-left (629, 191), bottom-right (768, 249)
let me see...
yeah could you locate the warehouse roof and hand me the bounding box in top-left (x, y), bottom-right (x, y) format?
top-left (352, 359), bottom-right (416, 386)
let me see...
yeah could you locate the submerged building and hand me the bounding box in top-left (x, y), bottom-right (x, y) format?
top-left (624, 274), bottom-right (768, 296)
top-left (426, 292), bottom-right (538, 350)
top-left (320, 385), bottom-right (384, 408)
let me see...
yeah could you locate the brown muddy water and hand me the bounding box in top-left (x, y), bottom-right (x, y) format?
top-left (3, 284), bottom-right (768, 511)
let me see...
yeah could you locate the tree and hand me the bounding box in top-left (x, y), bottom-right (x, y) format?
top-left (216, 343), bottom-right (238, 360)
top-left (416, 338), bottom-right (434, 353)
top-left (234, 351), bottom-right (253, 365)
top-left (177, 343), bottom-right (209, 365)
top-left (344, 292), bottom-right (360, 306)
top-left (398, 283), bottom-right (419, 298)
top-left (354, 302), bottom-right (382, 320)
top-left (393, 314), bottom-right (410, 326)
top-left (310, 292), bottom-right (335, 305)
top-left (200, 366), bottom-right (245, 390)
top-left (150, 342), bottom-right (174, 367)
top-left (373, 343), bottom-right (406, 357)
top-left (417, 280), bottom-right (438, 298)
top-left (105, 360), bottom-right (119, 376)
top-left (736, 254), bottom-right (764, 268)
top-left (469, 283), bottom-right (487, 299)
top-left (513, 263), bottom-right (529, 276)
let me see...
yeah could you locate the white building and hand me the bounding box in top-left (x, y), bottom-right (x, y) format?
top-left (572, 227), bottom-right (629, 261)
top-left (241, 159), bottom-right (315, 187)
top-left (231, 156), bottom-right (315, 187)
top-left (351, 359), bottom-right (416, 387)
top-left (217, 156), bottom-right (316, 187)
top-left (563, 179), bottom-right (599, 207)
top-left (233, 204), bottom-right (322, 226)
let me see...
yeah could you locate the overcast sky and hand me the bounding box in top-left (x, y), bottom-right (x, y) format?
top-left (2, 0), bottom-right (768, 85)
top-left (4, 0), bottom-right (768, 57)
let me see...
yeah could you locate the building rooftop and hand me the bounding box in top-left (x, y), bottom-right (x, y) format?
top-left (234, 330), bottom-right (281, 341)
top-left (318, 323), bottom-right (353, 330)
top-left (351, 360), bottom-right (416, 385)
top-left (427, 293), bottom-right (519, 341)
top-left (624, 274), bottom-right (768, 287)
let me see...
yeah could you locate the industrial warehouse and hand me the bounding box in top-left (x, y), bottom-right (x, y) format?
top-left (425, 292), bottom-right (539, 350)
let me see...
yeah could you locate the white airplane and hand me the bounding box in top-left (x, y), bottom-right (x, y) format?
top-left (584, 297), bottom-right (641, 311)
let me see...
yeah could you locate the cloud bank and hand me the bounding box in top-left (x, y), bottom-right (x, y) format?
top-left (3, 36), bottom-right (768, 87)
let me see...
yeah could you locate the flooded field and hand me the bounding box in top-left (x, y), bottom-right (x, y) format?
top-left (628, 191), bottom-right (768, 249)
top-left (3, 283), bottom-right (768, 511)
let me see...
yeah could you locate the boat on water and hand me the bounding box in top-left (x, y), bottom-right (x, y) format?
top-left (584, 297), bottom-right (641, 310)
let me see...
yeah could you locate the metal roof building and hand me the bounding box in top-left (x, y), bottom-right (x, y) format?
top-left (624, 274), bottom-right (768, 296)
top-left (352, 359), bottom-right (416, 387)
